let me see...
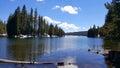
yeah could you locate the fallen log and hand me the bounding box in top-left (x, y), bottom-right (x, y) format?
top-left (0, 59), bottom-right (55, 64)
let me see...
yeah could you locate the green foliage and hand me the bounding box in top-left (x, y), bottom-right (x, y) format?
top-left (30, 8), bottom-right (34, 35)
top-left (38, 16), bottom-right (43, 35)
top-left (15, 6), bottom-right (21, 34)
top-left (57, 28), bottom-right (65, 37)
top-left (7, 5), bottom-right (65, 37)
top-left (33, 8), bottom-right (37, 35)
top-left (54, 25), bottom-right (59, 35)
top-left (87, 25), bottom-right (99, 37)
top-left (48, 24), bottom-right (54, 37)
top-left (100, 0), bottom-right (120, 40)
top-left (21, 5), bottom-right (28, 34)
top-left (7, 14), bottom-right (17, 37)
top-left (0, 21), bottom-right (6, 34)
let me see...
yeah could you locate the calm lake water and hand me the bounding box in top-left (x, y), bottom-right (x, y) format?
top-left (0, 36), bottom-right (120, 68)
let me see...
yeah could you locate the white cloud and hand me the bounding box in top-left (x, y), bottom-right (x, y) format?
top-left (36, 0), bottom-right (44, 2)
top-left (58, 22), bottom-right (81, 32)
top-left (52, 5), bottom-right (81, 14)
top-left (43, 16), bottom-right (61, 24)
top-left (43, 16), bottom-right (87, 32)
top-left (52, 5), bottom-right (60, 9)
top-left (61, 5), bottom-right (80, 14)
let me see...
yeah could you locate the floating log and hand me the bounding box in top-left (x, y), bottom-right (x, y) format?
top-left (0, 59), bottom-right (55, 64)
top-left (0, 59), bottom-right (79, 68)
top-left (88, 49), bottom-right (110, 55)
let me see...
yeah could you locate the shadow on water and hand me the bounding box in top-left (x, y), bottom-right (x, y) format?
top-left (103, 40), bottom-right (120, 51)
top-left (102, 40), bottom-right (120, 68)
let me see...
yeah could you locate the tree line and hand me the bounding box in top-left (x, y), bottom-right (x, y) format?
top-left (0, 20), bottom-right (6, 34)
top-left (87, 25), bottom-right (99, 37)
top-left (87, 0), bottom-right (120, 40)
top-left (7, 5), bottom-right (65, 37)
top-left (99, 0), bottom-right (120, 40)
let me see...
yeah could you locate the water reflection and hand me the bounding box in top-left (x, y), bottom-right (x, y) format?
top-left (7, 38), bottom-right (43, 62)
top-left (103, 40), bottom-right (120, 51)
top-left (0, 38), bottom-right (7, 59)
top-left (64, 56), bottom-right (76, 63)
top-left (87, 37), bottom-right (104, 51)
top-left (0, 36), bottom-right (113, 68)
top-left (5, 36), bottom-right (106, 61)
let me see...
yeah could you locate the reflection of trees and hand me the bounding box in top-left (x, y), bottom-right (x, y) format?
top-left (88, 38), bottom-right (104, 51)
top-left (7, 38), bottom-right (43, 62)
top-left (103, 40), bottom-right (120, 51)
top-left (8, 44), bottom-right (29, 61)
top-left (42, 37), bottom-right (61, 54)
top-left (6, 37), bottom-right (63, 62)
top-left (30, 38), bottom-right (43, 62)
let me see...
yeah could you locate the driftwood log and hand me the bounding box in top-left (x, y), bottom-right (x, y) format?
top-left (0, 59), bottom-right (55, 64)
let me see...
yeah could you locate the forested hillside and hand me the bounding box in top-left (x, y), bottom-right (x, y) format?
top-left (99, 0), bottom-right (120, 40)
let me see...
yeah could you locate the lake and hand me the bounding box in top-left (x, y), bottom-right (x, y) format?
top-left (0, 36), bottom-right (119, 68)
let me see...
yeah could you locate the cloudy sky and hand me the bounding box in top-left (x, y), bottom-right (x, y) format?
top-left (0, 0), bottom-right (111, 32)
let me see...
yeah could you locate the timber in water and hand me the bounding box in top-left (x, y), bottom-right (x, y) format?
top-left (88, 49), bottom-right (120, 68)
top-left (0, 59), bottom-right (78, 68)
top-left (0, 59), bottom-right (55, 64)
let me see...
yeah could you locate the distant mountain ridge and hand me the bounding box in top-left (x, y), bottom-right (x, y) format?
top-left (65, 31), bottom-right (88, 36)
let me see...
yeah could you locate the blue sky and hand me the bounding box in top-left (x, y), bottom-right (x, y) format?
top-left (0, 0), bottom-right (111, 32)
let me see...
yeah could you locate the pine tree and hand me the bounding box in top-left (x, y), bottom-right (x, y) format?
top-left (30, 8), bottom-right (34, 35)
top-left (38, 16), bottom-right (43, 35)
top-left (100, 0), bottom-right (120, 39)
top-left (15, 6), bottom-right (21, 35)
top-left (45, 22), bottom-right (49, 34)
top-left (87, 25), bottom-right (98, 37)
top-left (26, 14), bottom-right (32, 34)
top-left (58, 28), bottom-right (65, 37)
top-left (43, 19), bottom-right (46, 34)
top-left (21, 5), bottom-right (27, 34)
top-left (6, 5), bottom-right (65, 38)
top-left (54, 25), bottom-right (59, 35)
top-left (33, 8), bottom-right (37, 35)
top-left (0, 20), bottom-right (6, 34)
top-left (48, 24), bottom-right (54, 37)
top-left (7, 14), bottom-right (15, 37)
